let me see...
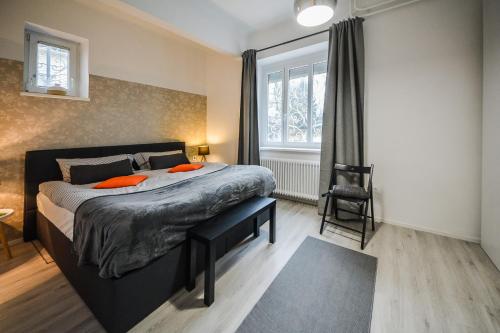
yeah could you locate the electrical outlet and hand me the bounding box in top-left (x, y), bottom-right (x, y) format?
top-left (192, 155), bottom-right (198, 162)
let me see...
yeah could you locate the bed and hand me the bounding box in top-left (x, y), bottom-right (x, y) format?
top-left (23, 142), bottom-right (275, 333)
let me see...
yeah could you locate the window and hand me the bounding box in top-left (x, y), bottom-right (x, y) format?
top-left (36, 43), bottom-right (71, 89)
top-left (23, 23), bottom-right (89, 99)
top-left (259, 52), bottom-right (327, 149)
top-left (25, 30), bottom-right (79, 95)
top-left (266, 72), bottom-right (283, 143)
top-left (312, 62), bottom-right (327, 143)
top-left (287, 66), bottom-right (309, 143)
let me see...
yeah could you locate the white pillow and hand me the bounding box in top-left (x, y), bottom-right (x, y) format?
top-left (56, 154), bottom-right (133, 183)
top-left (133, 150), bottom-right (183, 170)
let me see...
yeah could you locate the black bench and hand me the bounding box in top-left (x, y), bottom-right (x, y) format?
top-left (186, 196), bottom-right (276, 306)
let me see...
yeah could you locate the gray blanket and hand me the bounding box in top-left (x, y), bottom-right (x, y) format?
top-left (73, 165), bottom-right (275, 278)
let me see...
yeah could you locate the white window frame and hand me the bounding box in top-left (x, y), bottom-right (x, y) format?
top-left (24, 30), bottom-right (79, 96)
top-left (258, 51), bottom-right (327, 149)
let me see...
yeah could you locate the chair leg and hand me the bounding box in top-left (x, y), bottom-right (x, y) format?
top-left (320, 195), bottom-right (330, 235)
top-left (370, 196), bottom-right (375, 231)
top-left (361, 201), bottom-right (369, 250)
top-left (333, 197), bottom-right (339, 220)
top-left (358, 202), bottom-right (364, 220)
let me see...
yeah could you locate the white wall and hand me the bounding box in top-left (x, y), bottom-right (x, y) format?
top-left (250, 0), bottom-right (483, 242)
top-left (481, 0), bottom-right (500, 268)
top-left (0, 0), bottom-right (208, 95)
top-left (206, 51), bottom-right (242, 164)
top-left (365, 0), bottom-right (482, 242)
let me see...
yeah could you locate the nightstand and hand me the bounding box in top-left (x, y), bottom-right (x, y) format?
top-left (0, 209), bottom-right (13, 259)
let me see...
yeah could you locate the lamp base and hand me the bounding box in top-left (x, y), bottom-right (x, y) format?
top-left (200, 156), bottom-right (207, 162)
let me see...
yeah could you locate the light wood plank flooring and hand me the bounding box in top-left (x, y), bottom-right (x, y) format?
top-left (1, 200), bottom-right (499, 333)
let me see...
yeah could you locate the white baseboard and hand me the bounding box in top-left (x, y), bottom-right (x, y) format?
top-left (378, 217), bottom-right (480, 244)
top-left (292, 197), bottom-right (481, 243)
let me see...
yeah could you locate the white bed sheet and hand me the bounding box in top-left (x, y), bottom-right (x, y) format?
top-left (37, 192), bottom-right (75, 241)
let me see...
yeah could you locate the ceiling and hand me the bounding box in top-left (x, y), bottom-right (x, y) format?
top-left (108, 0), bottom-right (334, 54)
top-left (209, 0), bottom-right (294, 31)
top-left (102, 0), bottom-right (425, 55)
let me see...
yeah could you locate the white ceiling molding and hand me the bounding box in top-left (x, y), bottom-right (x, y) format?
top-left (351, 0), bottom-right (422, 17)
top-left (96, 0), bottom-right (251, 55)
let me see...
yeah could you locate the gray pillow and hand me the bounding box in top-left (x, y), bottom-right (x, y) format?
top-left (133, 150), bottom-right (183, 169)
top-left (56, 154), bottom-right (133, 182)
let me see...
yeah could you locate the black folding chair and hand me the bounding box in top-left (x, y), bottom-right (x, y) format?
top-left (320, 163), bottom-right (375, 250)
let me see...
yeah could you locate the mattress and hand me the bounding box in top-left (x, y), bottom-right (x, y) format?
top-left (37, 192), bottom-right (75, 240)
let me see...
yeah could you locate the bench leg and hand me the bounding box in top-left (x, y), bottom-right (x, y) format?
top-left (253, 217), bottom-right (260, 238)
top-left (186, 238), bottom-right (196, 291)
top-left (204, 242), bottom-right (216, 306)
top-left (270, 203), bottom-right (276, 244)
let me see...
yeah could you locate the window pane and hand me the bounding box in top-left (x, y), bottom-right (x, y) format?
top-left (267, 72), bottom-right (283, 143)
top-left (287, 66), bottom-right (309, 143)
top-left (312, 62), bottom-right (327, 143)
top-left (36, 43), bottom-right (48, 87)
top-left (36, 42), bottom-right (69, 89)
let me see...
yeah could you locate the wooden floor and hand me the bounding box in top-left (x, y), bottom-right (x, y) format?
top-left (1, 200), bottom-right (499, 333)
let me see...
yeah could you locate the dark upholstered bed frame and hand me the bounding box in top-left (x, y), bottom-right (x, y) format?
top-left (23, 142), bottom-right (268, 333)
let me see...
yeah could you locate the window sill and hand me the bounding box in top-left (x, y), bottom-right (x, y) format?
top-left (260, 147), bottom-right (320, 154)
top-left (20, 92), bottom-right (90, 102)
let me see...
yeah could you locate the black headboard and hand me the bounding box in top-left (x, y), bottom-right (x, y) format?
top-left (23, 141), bottom-right (185, 241)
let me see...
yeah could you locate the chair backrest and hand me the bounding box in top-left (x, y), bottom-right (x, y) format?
top-left (333, 163), bottom-right (374, 192)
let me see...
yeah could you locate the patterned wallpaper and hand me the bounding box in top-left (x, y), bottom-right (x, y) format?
top-left (0, 58), bottom-right (207, 241)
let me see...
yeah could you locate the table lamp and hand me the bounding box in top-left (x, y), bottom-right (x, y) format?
top-left (198, 145), bottom-right (210, 162)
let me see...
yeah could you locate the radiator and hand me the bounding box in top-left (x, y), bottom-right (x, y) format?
top-left (261, 158), bottom-right (320, 201)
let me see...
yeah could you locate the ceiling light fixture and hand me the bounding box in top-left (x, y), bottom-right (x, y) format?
top-left (294, 0), bottom-right (337, 27)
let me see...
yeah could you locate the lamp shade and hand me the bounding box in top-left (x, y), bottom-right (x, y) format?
top-left (198, 145), bottom-right (210, 156)
top-left (294, 0), bottom-right (336, 27)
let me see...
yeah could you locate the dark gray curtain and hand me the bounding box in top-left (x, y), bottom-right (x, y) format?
top-left (318, 18), bottom-right (365, 214)
top-left (238, 49), bottom-right (260, 165)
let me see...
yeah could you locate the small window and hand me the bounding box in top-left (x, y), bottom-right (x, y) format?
top-left (259, 51), bottom-right (327, 149)
top-left (23, 23), bottom-right (89, 99)
top-left (36, 43), bottom-right (70, 89)
top-left (25, 30), bottom-right (79, 95)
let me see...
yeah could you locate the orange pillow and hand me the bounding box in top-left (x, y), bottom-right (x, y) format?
top-left (168, 164), bottom-right (204, 173)
top-left (94, 175), bottom-right (148, 189)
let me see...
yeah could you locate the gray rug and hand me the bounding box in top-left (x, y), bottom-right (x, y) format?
top-left (236, 236), bottom-right (377, 333)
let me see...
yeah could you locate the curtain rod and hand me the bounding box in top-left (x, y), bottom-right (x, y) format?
top-left (255, 17), bottom-right (364, 53)
top-left (256, 29), bottom-right (329, 53)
